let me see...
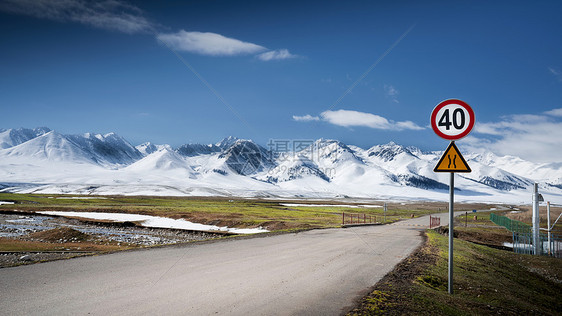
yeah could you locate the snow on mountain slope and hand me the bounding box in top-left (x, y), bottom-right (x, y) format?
top-left (0, 127), bottom-right (51, 149)
top-left (216, 136), bottom-right (240, 149)
top-left (0, 129), bottom-right (142, 167)
top-left (125, 147), bottom-right (195, 174)
top-left (468, 151), bottom-right (562, 185)
top-left (308, 139), bottom-right (364, 170)
top-left (257, 153), bottom-right (331, 183)
top-left (176, 143), bottom-right (221, 157)
top-left (460, 161), bottom-right (533, 191)
top-left (66, 132), bottom-right (143, 166)
top-left (218, 139), bottom-right (274, 176)
top-left (1, 127), bottom-right (562, 203)
top-left (136, 142), bottom-right (166, 156)
top-left (0, 131), bottom-right (95, 164)
top-left (355, 142), bottom-right (446, 190)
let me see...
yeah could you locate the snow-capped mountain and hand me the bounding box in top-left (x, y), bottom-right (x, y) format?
top-left (218, 139), bottom-right (274, 176)
top-left (0, 130), bottom-right (142, 167)
top-left (136, 142), bottom-right (159, 156)
top-left (1, 127), bottom-right (562, 204)
top-left (176, 143), bottom-right (221, 157)
top-left (0, 127), bottom-right (51, 149)
top-left (66, 132), bottom-right (143, 166)
top-left (216, 136), bottom-right (240, 149)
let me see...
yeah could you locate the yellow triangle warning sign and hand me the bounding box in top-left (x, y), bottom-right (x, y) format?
top-left (434, 141), bottom-right (471, 173)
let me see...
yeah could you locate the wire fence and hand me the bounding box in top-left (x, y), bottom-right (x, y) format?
top-left (491, 213), bottom-right (561, 258)
top-left (490, 213), bottom-right (531, 234)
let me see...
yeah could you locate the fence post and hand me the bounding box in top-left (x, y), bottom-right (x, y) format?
top-left (547, 202), bottom-right (551, 256)
top-left (532, 183), bottom-right (540, 255)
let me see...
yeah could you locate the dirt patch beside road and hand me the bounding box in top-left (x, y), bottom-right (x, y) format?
top-left (0, 211), bottom-right (226, 268)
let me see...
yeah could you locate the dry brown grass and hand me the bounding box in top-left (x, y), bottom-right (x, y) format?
top-left (506, 205), bottom-right (562, 234)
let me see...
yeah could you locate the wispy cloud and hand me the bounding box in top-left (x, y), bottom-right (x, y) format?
top-left (549, 67), bottom-right (562, 82)
top-left (467, 108), bottom-right (562, 163)
top-left (0, 0), bottom-right (155, 33)
top-left (384, 84), bottom-right (399, 103)
top-left (257, 49), bottom-right (298, 61)
top-left (293, 109), bottom-right (424, 131)
top-left (293, 114), bottom-right (320, 122)
top-left (156, 30), bottom-right (266, 56)
top-left (544, 108), bottom-right (562, 117)
top-left (1, 0), bottom-right (300, 61)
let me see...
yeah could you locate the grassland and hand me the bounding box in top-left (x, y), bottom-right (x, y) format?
top-left (349, 212), bottom-right (562, 315)
top-left (0, 192), bottom-right (500, 265)
top-left (506, 205), bottom-right (562, 235)
top-left (0, 192), bottom-right (448, 255)
top-left (0, 193), bottom-right (449, 231)
top-left (453, 211), bottom-right (514, 247)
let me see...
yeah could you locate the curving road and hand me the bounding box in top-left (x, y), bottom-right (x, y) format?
top-left (1, 213), bottom-right (453, 315)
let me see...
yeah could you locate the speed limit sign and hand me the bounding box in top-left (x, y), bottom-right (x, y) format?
top-left (431, 99), bottom-right (475, 140)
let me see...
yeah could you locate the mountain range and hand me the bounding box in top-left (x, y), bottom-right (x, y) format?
top-left (1, 127), bottom-right (561, 204)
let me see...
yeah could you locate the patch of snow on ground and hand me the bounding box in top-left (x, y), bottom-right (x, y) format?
top-left (0, 201), bottom-right (14, 205)
top-left (35, 211), bottom-right (268, 234)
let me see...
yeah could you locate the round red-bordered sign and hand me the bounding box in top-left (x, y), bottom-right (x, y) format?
top-left (431, 99), bottom-right (475, 140)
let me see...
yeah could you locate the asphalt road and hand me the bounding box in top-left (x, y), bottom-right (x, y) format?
top-left (1, 213), bottom-right (453, 315)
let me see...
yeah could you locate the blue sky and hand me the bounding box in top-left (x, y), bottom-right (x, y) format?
top-left (1, 0), bottom-right (561, 162)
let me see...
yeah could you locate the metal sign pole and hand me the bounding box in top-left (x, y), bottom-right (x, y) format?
top-left (448, 172), bottom-right (454, 294)
top-left (431, 99), bottom-right (474, 296)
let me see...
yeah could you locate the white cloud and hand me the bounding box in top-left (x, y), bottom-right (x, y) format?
top-left (1, 1), bottom-right (300, 60)
top-left (474, 122), bottom-right (503, 135)
top-left (321, 110), bottom-right (424, 130)
top-left (0, 0), bottom-right (154, 33)
top-left (293, 114), bottom-right (320, 122)
top-left (156, 30), bottom-right (266, 56)
top-left (395, 121), bottom-right (424, 130)
top-left (321, 110), bottom-right (391, 129)
top-left (468, 109), bottom-right (562, 163)
top-left (293, 109), bottom-right (423, 131)
top-left (384, 84), bottom-right (399, 103)
top-left (544, 108), bottom-right (562, 117)
top-left (549, 67), bottom-right (562, 82)
top-left (257, 49), bottom-right (297, 61)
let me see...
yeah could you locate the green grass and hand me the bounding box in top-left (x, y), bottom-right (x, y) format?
top-left (421, 230), bottom-right (561, 314)
top-left (452, 211), bottom-right (514, 247)
top-left (350, 229), bottom-right (562, 315)
top-left (0, 193), bottom-right (436, 230)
